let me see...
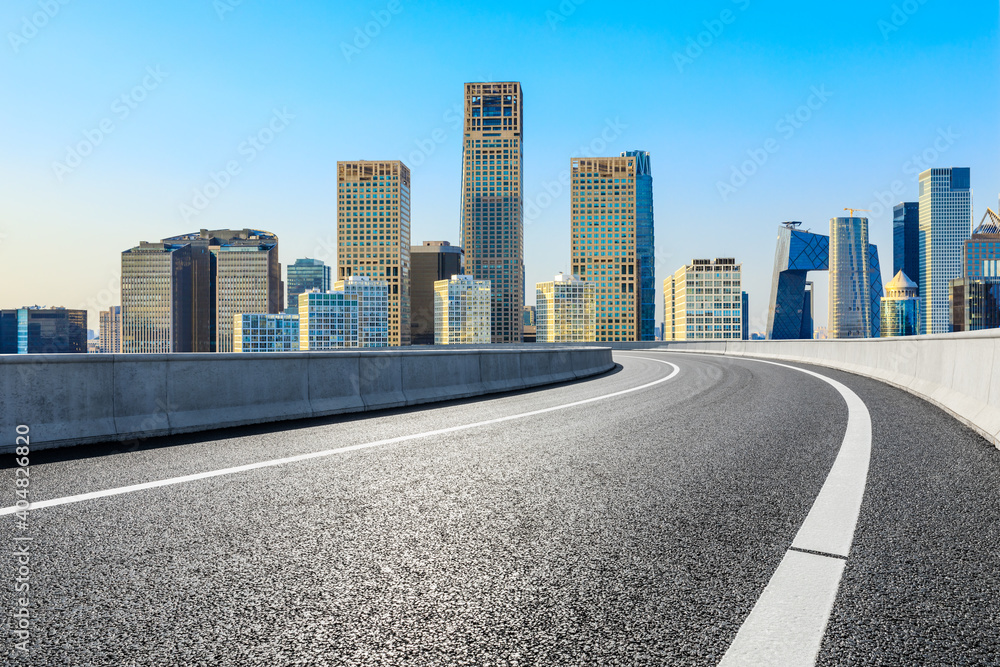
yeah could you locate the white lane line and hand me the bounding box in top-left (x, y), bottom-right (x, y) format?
top-left (0, 358), bottom-right (680, 516)
top-left (623, 352), bottom-right (872, 667)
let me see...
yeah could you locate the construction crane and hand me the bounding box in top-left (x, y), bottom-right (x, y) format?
top-left (843, 208), bottom-right (870, 218)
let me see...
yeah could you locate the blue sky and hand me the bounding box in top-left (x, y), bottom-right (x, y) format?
top-left (1, 0), bottom-right (998, 333)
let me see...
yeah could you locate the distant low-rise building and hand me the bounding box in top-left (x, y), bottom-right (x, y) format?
top-left (234, 313), bottom-right (300, 352)
top-left (0, 307), bottom-right (88, 354)
top-left (335, 276), bottom-right (390, 348)
top-left (410, 242), bottom-right (463, 345)
top-left (536, 273), bottom-right (596, 343)
top-left (286, 258), bottom-right (331, 313)
top-left (98, 306), bottom-right (121, 353)
top-left (434, 276), bottom-right (491, 345)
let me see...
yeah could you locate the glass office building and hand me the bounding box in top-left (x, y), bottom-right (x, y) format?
top-left (98, 306), bottom-right (121, 353)
top-left (830, 217), bottom-right (877, 339)
top-left (233, 314), bottom-right (300, 352)
top-left (298, 291), bottom-right (359, 350)
top-left (337, 160), bottom-right (411, 346)
top-left (434, 275), bottom-right (491, 345)
top-left (286, 259), bottom-right (331, 312)
top-left (2, 307), bottom-right (88, 354)
top-left (919, 167), bottom-right (973, 334)
top-left (664, 258), bottom-right (743, 340)
top-left (893, 202), bottom-right (920, 292)
top-left (334, 276), bottom-right (390, 348)
top-left (460, 82), bottom-right (524, 343)
top-left (949, 208), bottom-right (1000, 332)
top-left (536, 273), bottom-right (596, 343)
top-left (881, 271), bottom-right (920, 337)
top-left (625, 150), bottom-right (656, 341)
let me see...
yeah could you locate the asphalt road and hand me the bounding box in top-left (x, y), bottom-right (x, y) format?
top-left (3, 352), bottom-right (998, 666)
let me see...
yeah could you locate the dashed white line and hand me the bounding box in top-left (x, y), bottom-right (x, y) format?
top-left (0, 357), bottom-right (680, 517)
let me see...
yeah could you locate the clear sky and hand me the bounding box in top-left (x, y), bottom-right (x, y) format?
top-left (2, 0), bottom-right (998, 334)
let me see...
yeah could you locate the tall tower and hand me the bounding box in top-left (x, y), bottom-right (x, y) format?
top-left (893, 202), bottom-right (919, 292)
top-left (829, 216), bottom-right (874, 339)
top-left (337, 160), bottom-right (411, 346)
top-left (570, 155), bottom-right (640, 342)
top-left (625, 150), bottom-right (656, 341)
top-left (919, 167), bottom-right (972, 334)
top-left (286, 258), bottom-right (331, 312)
top-left (460, 82), bottom-right (524, 343)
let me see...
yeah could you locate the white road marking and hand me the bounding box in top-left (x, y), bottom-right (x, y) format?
top-left (629, 352), bottom-right (872, 667)
top-left (0, 358), bottom-right (680, 516)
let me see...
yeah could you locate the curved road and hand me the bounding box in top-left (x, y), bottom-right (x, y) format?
top-left (3, 352), bottom-right (999, 666)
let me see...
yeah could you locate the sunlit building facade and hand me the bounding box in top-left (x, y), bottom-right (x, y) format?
top-left (919, 167), bottom-right (973, 334)
top-left (664, 258), bottom-right (743, 340)
top-left (98, 306), bottom-right (121, 354)
top-left (570, 155), bottom-right (641, 342)
top-left (830, 216), bottom-right (879, 339)
top-left (881, 271), bottom-right (920, 337)
top-left (233, 313), bottom-right (300, 352)
top-left (334, 276), bottom-right (390, 348)
top-left (536, 273), bottom-right (596, 343)
top-left (337, 160), bottom-right (411, 346)
top-left (950, 208), bottom-right (1000, 332)
top-left (434, 276), bottom-right (491, 345)
top-left (298, 291), bottom-right (359, 350)
top-left (460, 82), bottom-right (524, 343)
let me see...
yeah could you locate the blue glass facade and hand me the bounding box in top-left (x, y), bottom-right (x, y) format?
top-left (893, 202), bottom-right (919, 292)
top-left (767, 225), bottom-right (881, 339)
top-left (626, 150), bottom-right (656, 341)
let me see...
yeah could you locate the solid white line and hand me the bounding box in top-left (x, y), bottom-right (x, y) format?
top-left (624, 351), bottom-right (872, 667)
top-left (0, 358), bottom-right (680, 516)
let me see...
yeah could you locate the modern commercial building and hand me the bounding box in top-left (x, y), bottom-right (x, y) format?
top-left (460, 82), bottom-right (524, 343)
top-left (535, 273), bottom-right (596, 343)
top-left (410, 241), bottom-right (463, 345)
top-left (121, 241), bottom-right (211, 353)
top-left (0, 307), bottom-right (88, 354)
top-left (233, 314), bottom-right (300, 352)
top-left (893, 202), bottom-right (920, 291)
top-left (334, 276), bottom-right (390, 348)
top-left (626, 150), bottom-right (656, 341)
top-left (286, 259), bottom-right (331, 313)
top-left (298, 291), bottom-right (359, 350)
top-left (830, 216), bottom-right (879, 339)
top-left (881, 271), bottom-right (920, 337)
top-left (337, 160), bottom-right (411, 346)
top-left (98, 306), bottom-right (121, 353)
top-left (522, 305), bottom-right (537, 343)
top-left (766, 223), bottom-right (883, 340)
top-left (949, 208), bottom-right (1000, 332)
top-left (663, 258), bottom-right (743, 340)
top-left (570, 154), bottom-right (644, 342)
top-left (919, 167), bottom-right (973, 334)
top-left (213, 238), bottom-right (281, 353)
top-left (434, 275), bottom-right (491, 345)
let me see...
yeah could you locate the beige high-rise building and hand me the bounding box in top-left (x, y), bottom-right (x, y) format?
top-left (337, 160), bottom-right (411, 346)
top-left (434, 275), bottom-right (491, 345)
top-left (98, 306), bottom-right (121, 353)
top-left (664, 258), bottom-right (743, 340)
top-left (536, 273), bottom-right (596, 343)
top-left (214, 237), bottom-right (281, 353)
top-left (460, 82), bottom-right (524, 343)
top-left (570, 156), bottom-right (640, 342)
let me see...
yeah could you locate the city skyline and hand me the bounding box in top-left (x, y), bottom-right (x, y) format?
top-left (1, 1), bottom-right (998, 334)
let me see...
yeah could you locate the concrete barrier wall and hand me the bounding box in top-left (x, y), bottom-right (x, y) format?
top-left (0, 348), bottom-right (614, 453)
top-left (601, 332), bottom-right (1000, 450)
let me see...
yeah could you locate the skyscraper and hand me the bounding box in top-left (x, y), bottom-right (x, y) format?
top-left (121, 241), bottom-right (210, 353)
top-left (434, 276), bottom-right (491, 345)
top-left (829, 216), bottom-right (877, 339)
top-left (98, 306), bottom-right (121, 353)
top-left (214, 239), bottom-right (281, 353)
top-left (337, 160), bottom-right (411, 346)
top-left (949, 208), bottom-right (1000, 332)
top-left (286, 258), bottom-right (331, 312)
top-left (536, 273), bottom-right (596, 343)
top-left (1, 307), bottom-right (87, 354)
top-left (882, 271), bottom-right (920, 337)
top-left (893, 202), bottom-right (920, 291)
top-left (663, 258), bottom-right (743, 340)
top-left (741, 291), bottom-right (750, 341)
top-left (460, 82), bottom-right (524, 343)
top-left (410, 241), bottom-right (463, 345)
top-left (919, 167), bottom-right (973, 334)
top-left (625, 150), bottom-right (656, 341)
top-left (570, 155), bottom-right (641, 342)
